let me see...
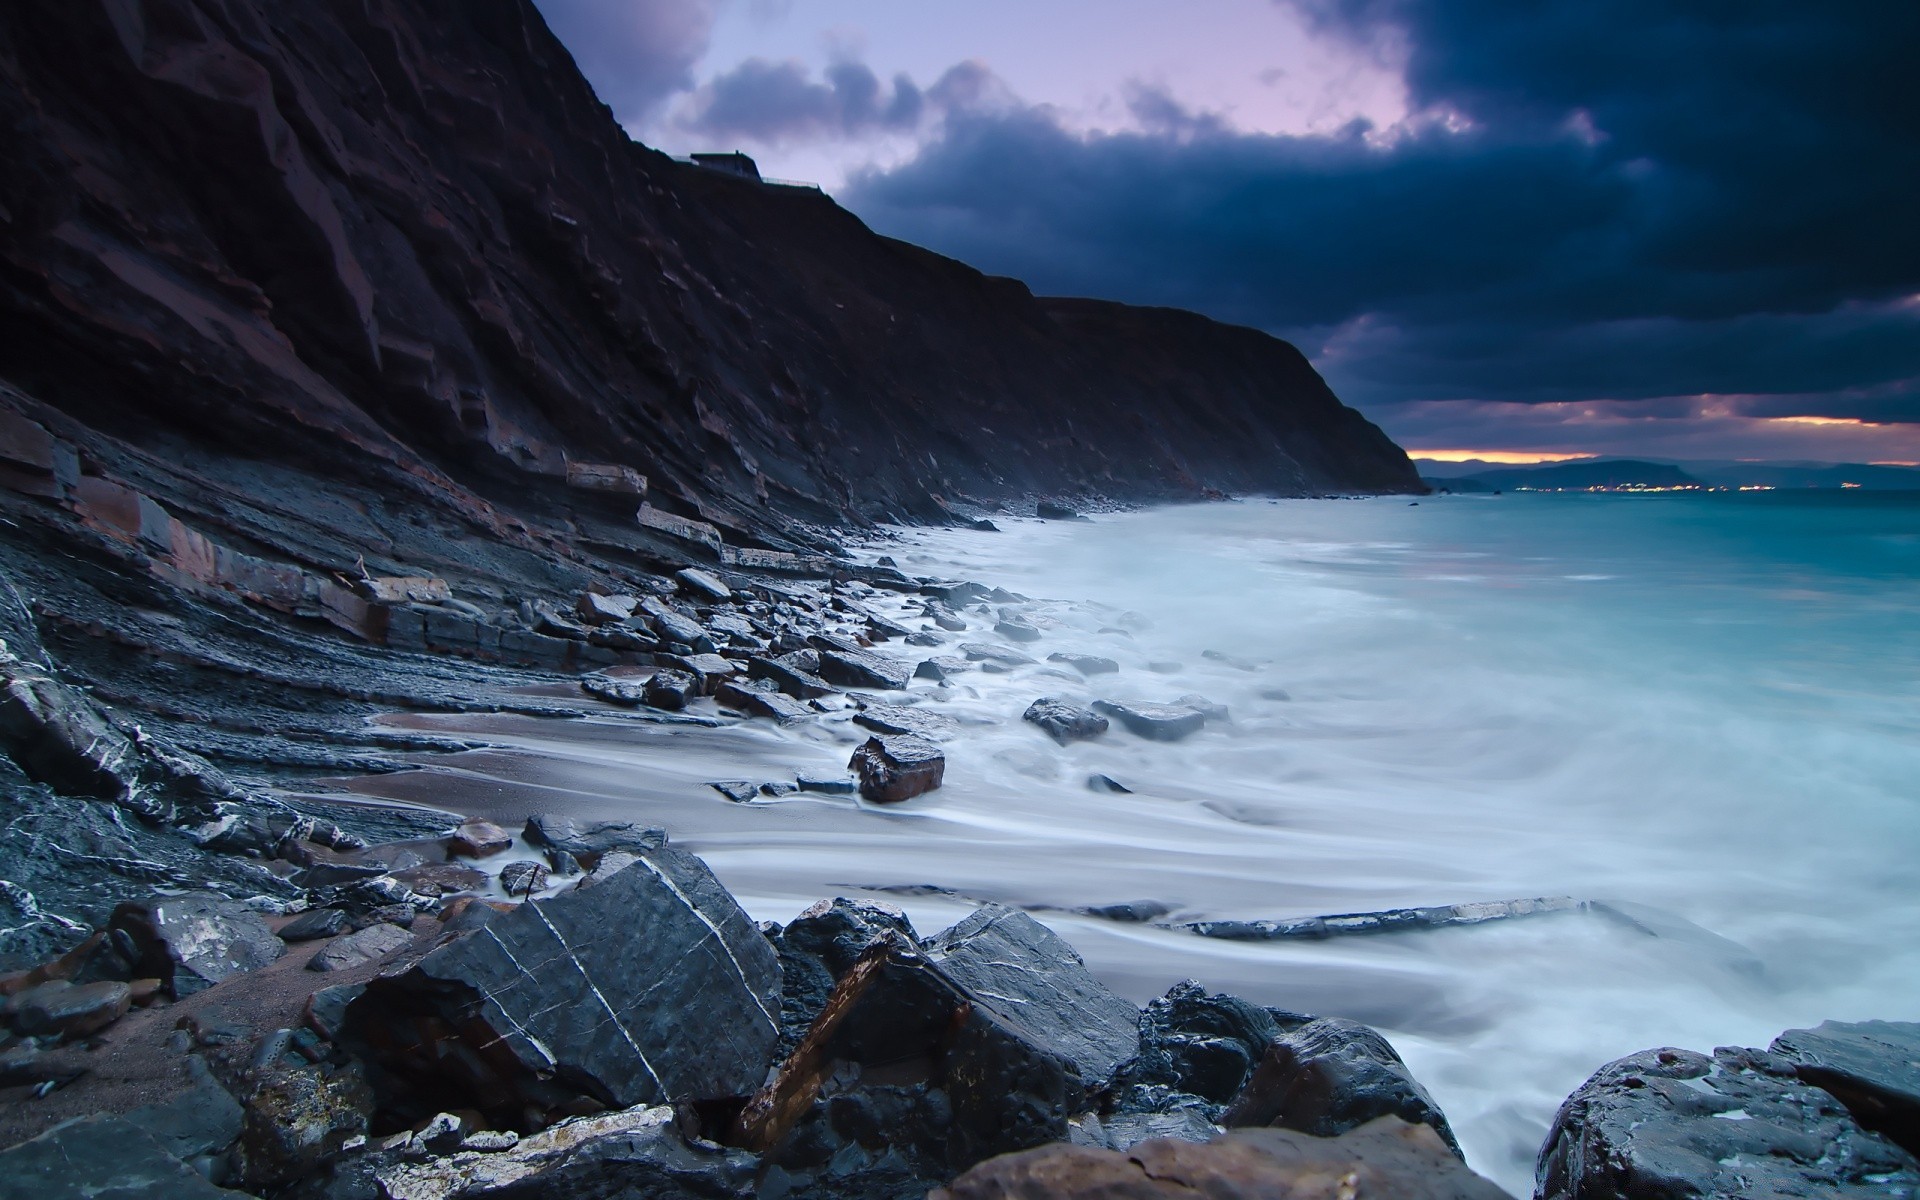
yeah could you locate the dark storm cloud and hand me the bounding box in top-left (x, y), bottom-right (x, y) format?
top-left (530, 0), bottom-right (720, 121)
top-left (678, 58), bottom-right (926, 143)
top-left (843, 0), bottom-right (1920, 430)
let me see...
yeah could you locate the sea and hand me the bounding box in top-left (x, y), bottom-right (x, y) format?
top-left (346, 490), bottom-right (1920, 1195)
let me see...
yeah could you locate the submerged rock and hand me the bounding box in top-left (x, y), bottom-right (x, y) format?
top-left (715, 680), bottom-right (813, 724)
top-left (342, 848), bottom-right (780, 1128)
top-left (853, 703), bottom-right (959, 741)
top-left (1118, 980), bottom-right (1308, 1106)
top-left (1092, 700), bottom-right (1207, 742)
top-left (449, 818), bottom-right (512, 858)
top-left (849, 736), bottom-right (946, 802)
top-left (818, 648), bottom-right (914, 691)
top-left (1023, 698), bottom-right (1109, 744)
top-left (1048, 652), bottom-right (1120, 676)
top-left (961, 642), bottom-right (1036, 667)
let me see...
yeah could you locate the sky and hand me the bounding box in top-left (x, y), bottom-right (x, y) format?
top-left (533, 0), bottom-right (1920, 464)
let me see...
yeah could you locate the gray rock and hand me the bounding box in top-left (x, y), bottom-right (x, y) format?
top-left (1537, 1044), bottom-right (1920, 1200)
top-left (580, 673), bottom-right (649, 705)
top-left (925, 906), bottom-right (1141, 1088)
top-left (342, 847), bottom-right (781, 1128)
top-left (1086, 774), bottom-right (1133, 794)
top-left (1224, 1017), bottom-right (1460, 1156)
top-left (1176, 693), bottom-right (1230, 721)
top-left (574, 592), bottom-right (637, 625)
top-left (0, 659), bottom-right (142, 805)
top-left (1772, 1019), bottom-right (1920, 1157)
top-left (499, 860), bottom-right (549, 897)
top-left (110, 893), bottom-right (285, 999)
top-left (849, 736), bottom-right (946, 802)
top-left (927, 605), bottom-right (968, 632)
top-left (714, 680), bottom-right (813, 724)
top-left (1023, 698), bottom-right (1109, 744)
top-left (747, 655), bottom-right (836, 699)
top-left (853, 703), bottom-right (959, 741)
top-left (522, 814), bottom-right (667, 868)
top-left (795, 773), bottom-right (858, 795)
top-left (229, 1059), bottom-right (375, 1190)
top-left (1092, 700), bottom-right (1206, 742)
top-left (307, 923), bottom-right (412, 973)
top-left (0, 1115), bottom-right (249, 1199)
top-left (8, 978), bottom-right (131, 1038)
top-left (651, 610), bottom-right (715, 653)
top-left (1036, 501), bottom-right (1081, 520)
top-left (677, 567), bottom-right (733, 602)
top-left (1048, 652), bottom-right (1119, 675)
top-left (818, 648), bottom-right (914, 691)
top-left (960, 642), bottom-right (1035, 667)
top-left (125, 1053), bottom-right (245, 1167)
top-left (710, 780), bottom-right (761, 803)
top-left (1184, 894), bottom-right (1583, 942)
top-left (914, 655), bottom-right (970, 682)
top-left (995, 618), bottom-right (1042, 643)
top-left (642, 669), bottom-right (699, 711)
top-left (771, 897), bottom-right (920, 1051)
top-left (1077, 899), bottom-right (1171, 922)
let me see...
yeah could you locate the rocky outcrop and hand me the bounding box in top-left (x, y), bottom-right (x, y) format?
top-left (1771, 1018), bottom-right (1920, 1157)
top-left (1224, 1018), bottom-right (1461, 1156)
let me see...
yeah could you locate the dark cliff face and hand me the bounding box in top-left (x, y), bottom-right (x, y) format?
top-left (0, 0), bottom-right (1418, 555)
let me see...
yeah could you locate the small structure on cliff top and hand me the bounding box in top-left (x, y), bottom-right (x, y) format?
top-left (689, 151), bottom-right (762, 180)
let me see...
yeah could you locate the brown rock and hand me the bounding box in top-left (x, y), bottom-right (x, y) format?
top-left (449, 819), bottom-right (513, 858)
top-left (933, 1117), bottom-right (1510, 1200)
top-left (8, 979), bottom-right (132, 1038)
top-left (849, 735), bottom-right (946, 802)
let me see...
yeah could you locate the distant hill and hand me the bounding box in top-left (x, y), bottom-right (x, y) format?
top-left (1415, 457), bottom-right (1920, 491)
top-left (1431, 460), bottom-right (1706, 491)
top-left (1677, 462), bottom-right (1920, 490)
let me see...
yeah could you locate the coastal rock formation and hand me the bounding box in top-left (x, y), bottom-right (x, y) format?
top-left (1771, 1019), bottom-right (1920, 1157)
top-left (1223, 1018), bottom-right (1461, 1156)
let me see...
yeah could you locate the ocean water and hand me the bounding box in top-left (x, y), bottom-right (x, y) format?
top-left (350, 491), bottom-right (1920, 1195)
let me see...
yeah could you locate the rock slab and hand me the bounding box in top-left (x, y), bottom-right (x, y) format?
top-left (850, 735), bottom-right (946, 802)
top-left (110, 893), bottom-right (284, 999)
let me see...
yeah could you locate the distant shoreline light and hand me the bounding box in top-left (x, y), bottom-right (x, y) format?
top-left (1411, 450), bottom-right (1599, 464)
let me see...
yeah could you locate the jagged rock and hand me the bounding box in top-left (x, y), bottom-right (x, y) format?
top-left (1078, 899), bottom-right (1171, 922)
top-left (389, 862), bottom-right (489, 898)
top-left (574, 593), bottom-right (637, 625)
top-left (499, 860), bottom-right (549, 897)
top-left (449, 819), bottom-right (512, 858)
top-left (796, 774), bottom-right (858, 795)
top-left (124, 1053), bottom-right (246, 1172)
top-left (110, 893), bottom-right (284, 999)
top-left (1023, 698), bottom-right (1109, 744)
top-left (935, 1116), bottom-right (1508, 1200)
top-left (1069, 1106), bottom-right (1222, 1152)
top-left (1772, 1019), bottom-right (1920, 1156)
top-left (230, 1059), bottom-right (376, 1190)
top-left (1223, 1017), bottom-right (1460, 1156)
top-left (1048, 652), bottom-right (1120, 675)
top-left (522, 815), bottom-right (667, 869)
top-left (996, 618), bottom-right (1043, 643)
top-left (0, 1114), bottom-right (249, 1199)
top-left (304, 983), bottom-right (365, 1042)
top-left (651, 611), bottom-right (716, 653)
top-left (961, 643), bottom-right (1036, 667)
top-left (342, 848), bottom-right (781, 1128)
top-left (565, 461), bottom-right (647, 495)
top-left (748, 655), bottom-right (837, 699)
top-left (819, 648), bottom-right (914, 691)
top-left (308, 923), bottom-right (412, 973)
top-left (1537, 1044), bottom-right (1920, 1200)
top-left (1117, 980), bottom-right (1309, 1106)
top-left (642, 669), bottom-right (699, 711)
top-left (1086, 774), bottom-right (1134, 794)
top-left (580, 673), bottom-right (649, 705)
top-left (925, 906), bottom-right (1140, 1087)
top-left (915, 655), bottom-right (970, 682)
top-left (850, 736), bottom-right (946, 802)
top-left (853, 703), bottom-right (959, 741)
top-left (6, 977), bottom-right (131, 1038)
top-left (710, 780), bottom-right (761, 803)
top-left (927, 604), bottom-right (969, 632)
top-left (771, 898), bottom-right (920, 1051)
top-left (907, 631), bottom-right (946, 647)
top-left (371, 1106), bottom-right (756, 1200)
top-left (677, 567), bottom-right (733, 602)
top-left (715, 680), bottom-right (814, 724)
top-left (1092, 700), bottom-right (1207, 742)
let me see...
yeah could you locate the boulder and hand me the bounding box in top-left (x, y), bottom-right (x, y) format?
top-left (1049, 652), bottom-right (1120, 675)
top-left (574, 592), bottom-right (637, 625)
top-left (1117, 980), bottom-right (1307, 1107)
top-left (996, 619), bottom-right (1043, 643)
top-left (710, 780), bottom-right (761, 803)
top-left (307, 923), bottom-right (413, 973)
top-left (1036, 501), bottom-right (1081, 520)
top-left (229, 1059), bottom-right (375, 1190)
top-left (715, 680), bottom-right (813, 725)
top-left (1023, 698), bottom-right (1109, 744)
top-left (853, 703), bottom-right (959, 741)
top-left (1223, 1017), bottom-right (1460, 1156)
top-left (1176, 693), bottom-right (1230, 721)
top-left (0, 654), bottom-right (147, 810)
top-left (342, 848), bottom-right (781, 1129)
top-left (925, 907), bottom-right (1140, 1088)
top-left (818, 648), bottom-right (914, 691)
top-left (449, 818), bottom-right (513, 858)
top-left (7, 978), bottom-right (132, 1038)
top-left (1092, 700), bottom-right (1207, 742)
top-left (580, 673), bottom-right (649, 705)
top-left (1773, 1019), bottom-right (1920, 1156)
top-left (771, 898), bottom-right (920, 1051)
top-left (651, 610), bottom-right (716, 653)
top-left (935, 1117), bottom-right (1509, 1200)
top-left (677, 567), bottom-right (733, 602)
top-left (522, 814), bottom-right (667, 868)
top-left (915, 655), bottom-right (971, 682)
top-left (747, 655), bottom-right (837, 699)
top-left (0, 1115), bottom-right (249, 1200)
top-left (642, 669), bottom-right (699, 711)
top-left (1086, 774), bottom-right (1134, 794)
top-left (110, 893), bottom-right (285, 999)
top-left (123, 1053), bottom-right (246, 1171)
top-left (961, 643), bottom-right (1036, 667)
top-left (499, 860), bottom-right (550, 897)
top-left (1537, 1044), bottom-right (1920, 1200)
top-left (850, 736), bottom-right (946, 802)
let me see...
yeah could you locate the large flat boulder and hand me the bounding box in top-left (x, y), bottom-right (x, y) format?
top-left (849, 735), bottom-right (945, 802)
top-left (818, 647), bottom-right (914, 691)
top-left (1093, 700), bottom-right (1206, 742)
top-left (935, 1116), bottom-right (1509, 1200)
top-left (343, 849), bottom-right (780, 1129)
top-left (0, 1114), bottom-right (252, 1200)
top-left (1023, 698), bottom-right (1109, 744)
top-left (1772, 1019), bottom-right (1920, 1157)
top-left (1536, 1044), bottom-right (1920, 1199)
top-left (110, 893), bottom-right (285, 999)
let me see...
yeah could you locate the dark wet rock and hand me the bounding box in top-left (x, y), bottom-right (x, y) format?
top-left (926, 906), bottom-right (1141, 1088)
top-left (370, 1106), bottom-right (756, 1200)
top-left (927, 605), bottom-right (969, 632)
top-left (523, 815), bottom-right (668, 868)
top-left (927, 583), bottom-right (993, 608)
top-left (0, 1114), bottom-right (250, 1199)
top-left (962, 643), bottom-right (1036, 667)
top-left (1202, 650), bottom-right (1264, 671)
top-left (308, 923), bottom-right (413, 973)
top-left (0, 658), bottom-right (143, 806)
top-left (574, 592), bottom-right (637, 625)
top-left (1537, 1043), bottom-right (1920, 1200)
top-left (760, 781), bottom-right (800, 798)
top-left (748, 655), bottom-right (837, 700)
top-left (715, 680), bottom-right (814, 724)
top-left (642, 669), bottom-right (700, 711)
top-left (7, 977), bottom-right (132, 1038)
top-left (499, 860), bottom-right (550, 897)
top-left (1176, 693), bottom-right (1230, 722)
top-left (677, 568), bottom-right (733, 603)
top-left (809, 631), bottom-right (868, 656)
top-left (652, 611), bottom-right (716, 653)
top-left (230, 1059), bottom-right (376, 1191)
top-left (915, 655), bottom-right (971, 682)
top-left (281, 908), bottom-right (356, 945)
top-left (1023, 698), bottom-right (1109, 744)
top-left (1048, 652), bottom-right (1120, 675)
top-left (342, 847), bottom-right (780, 1128)
top-left (388, 862), bottom-right (489, 898)
top-left (771, 898), bottom-right (920, 1052)
top-left (849, 736), bottom-right (946, 802)
top-left (1183, 895), bottom-right (1583, 942)
top-left (1772, 1019), bottom-right (1920, 1157)
top-left (853, 703), bottom-right (959, 741)
top-left (580, 672), bottom-right (650, 705)
top-left (1073, 1105), bottom-right (1222, 1151)
top-left (111, 894), bottom-right (284, 999)
top-left (304, 983), bottom-right (365, 1043)
top-left (449, 818), bottom-right (513, 859)
top-left (1036, 501), bottom-right (1083, 520)
top-left (0, 1039), bottom-right (48, 1086)
top-left (1223, 1017), bottom-right (1460, 1155)
top-left (906, 630), bottom-right (946, 647)
top-left (124, 1053), bottom-right (246, 1171)
top-left (935, 1117), bottom-right (1508, 1200)
top-left (996, 618), bottom-right (1043, 643)
top-left (819, 648), bottom-right (914, 691)
top-left (1117, 980), bottom-right (1307, 1106)
top-left (1092, 701), bottom-right (1207, 742)
top-left (1086, 774), bottom-right (1134, 794)
top-left (710, 780), bottom-right (761, 803)
top-left (1078, 899), bottom-right (1172, 923)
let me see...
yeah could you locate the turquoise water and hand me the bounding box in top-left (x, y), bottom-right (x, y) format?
top-left (369, 491), bottom-right (1920, 1194)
